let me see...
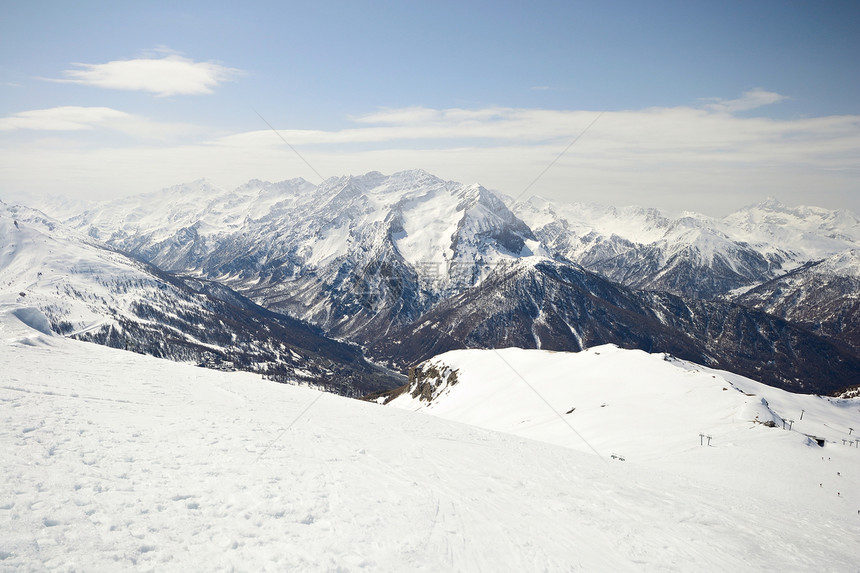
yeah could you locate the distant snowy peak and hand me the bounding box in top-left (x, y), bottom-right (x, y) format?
top-left (516, 194), bottom-right (860, 299)
top-left (237, 173), bottom-right (542, 341)
top-left (70, 177), bottom-right (318, 242)
top-left (729, 196), bottom-right (856, 225)
top-left (722, 197), bottom-right (860, 259)
top-left (29, 173), bottom-right (860, 363)
top-left (39, 170), bottom-right (539, 345)
top-left (12, 194), bottom-right (100, 223)
top-left (515, 196), bottom-right (671, 245)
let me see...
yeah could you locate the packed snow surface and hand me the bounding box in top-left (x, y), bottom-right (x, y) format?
top-left (2, 310), bottom-right (859, 571)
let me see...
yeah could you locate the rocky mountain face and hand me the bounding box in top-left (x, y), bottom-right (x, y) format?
top-left (369, 257), bottom-right (860, 395)
top-left (0, 202), bottom-right (402, 396)
top-left (733, 249), bottom-right (860, 354)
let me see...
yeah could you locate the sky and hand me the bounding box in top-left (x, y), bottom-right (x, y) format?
top-left (1, 0), bottom-right (859, 215)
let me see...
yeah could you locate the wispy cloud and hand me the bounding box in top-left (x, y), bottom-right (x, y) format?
top-left (226, 97), bottom-right (857, 160)
top-left (236, 107), bottom-right (594, 146)
top-left (0, 106), bottom-right (198, 139)
top-left (0, 106), bottom-right (128, 131)
top-left (47, 53), bottom-right (241, 97)
top-left (702, 88), bottom-right (788, 113)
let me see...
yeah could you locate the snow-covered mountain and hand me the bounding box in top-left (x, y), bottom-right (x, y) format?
top-left (515, 196), bottom-right (860, 300)
top-left (64, 170), bottom-right (540, 343)
top-left (723, 197), bottom-right (860, 261)
top-left (734, 248), bottom-right (860, 353)
top-left (4, 314), bottom-right (858, 571)
top-left (369, 257), bottom-right (860, 394)
top-left (0, 201), bottom-right (401, 396)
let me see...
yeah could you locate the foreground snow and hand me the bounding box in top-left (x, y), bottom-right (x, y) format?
top-left (2, 308), bottom-right (859, 571)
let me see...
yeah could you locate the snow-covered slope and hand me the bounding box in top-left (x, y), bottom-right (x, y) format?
top-left (0, 201), bottom-right (401, 395)
top-left (516, 196), bottom-right (860, 300)
top-left (3, 310), bottom-right (859, 571)
top-left (387, 345), bottom-right (860, 460)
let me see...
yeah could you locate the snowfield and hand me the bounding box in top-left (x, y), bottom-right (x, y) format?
top-left (2, 307), bottom-right (859, 572)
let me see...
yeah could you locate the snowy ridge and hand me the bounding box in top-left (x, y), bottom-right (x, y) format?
top-left (1, 201), bottom-right (166, 335)
top-left (733, 248), bottom-right (860, 353)
top-left (3, 310), bottom-right (859, 571)
top-left (46, 176), bottom-right (860, 308)
top-left (816, 248), bottom-right (860, 277)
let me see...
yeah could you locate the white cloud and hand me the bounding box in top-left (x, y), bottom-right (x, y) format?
top-left (0, 106), bottom-right (199, 139)
top-left (49, 54), bottom-right (241, 97)
top-left (222, 102), bottom-right (860, 168)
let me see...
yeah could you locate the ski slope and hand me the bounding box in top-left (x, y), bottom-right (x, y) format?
top-left (2, 308), bottom-right (859, 571)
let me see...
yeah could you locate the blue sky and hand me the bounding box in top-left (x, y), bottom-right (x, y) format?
top-left (2, 0), bottom-right (859, 214)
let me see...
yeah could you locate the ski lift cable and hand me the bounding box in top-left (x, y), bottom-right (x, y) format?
top-left (252, 107), bottom-right (327, 183)
top-left (512, 111), bottom-right (604, 204)
top-left (255, 391), bottom-right (325, 462)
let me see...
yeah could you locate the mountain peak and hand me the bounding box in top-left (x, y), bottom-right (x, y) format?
top-left (757, 196), bottom-right (785, 210)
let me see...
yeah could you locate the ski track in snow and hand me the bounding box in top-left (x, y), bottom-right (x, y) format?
top-left (1, 310), bottom-right (860, 571)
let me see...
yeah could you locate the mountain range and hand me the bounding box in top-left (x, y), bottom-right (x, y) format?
top-left (515, 195), bottom-right (860, 299)
top-left (1, 201), bottom-right (401, 396)
top-left (11, 169), bottom-right (860, 395)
